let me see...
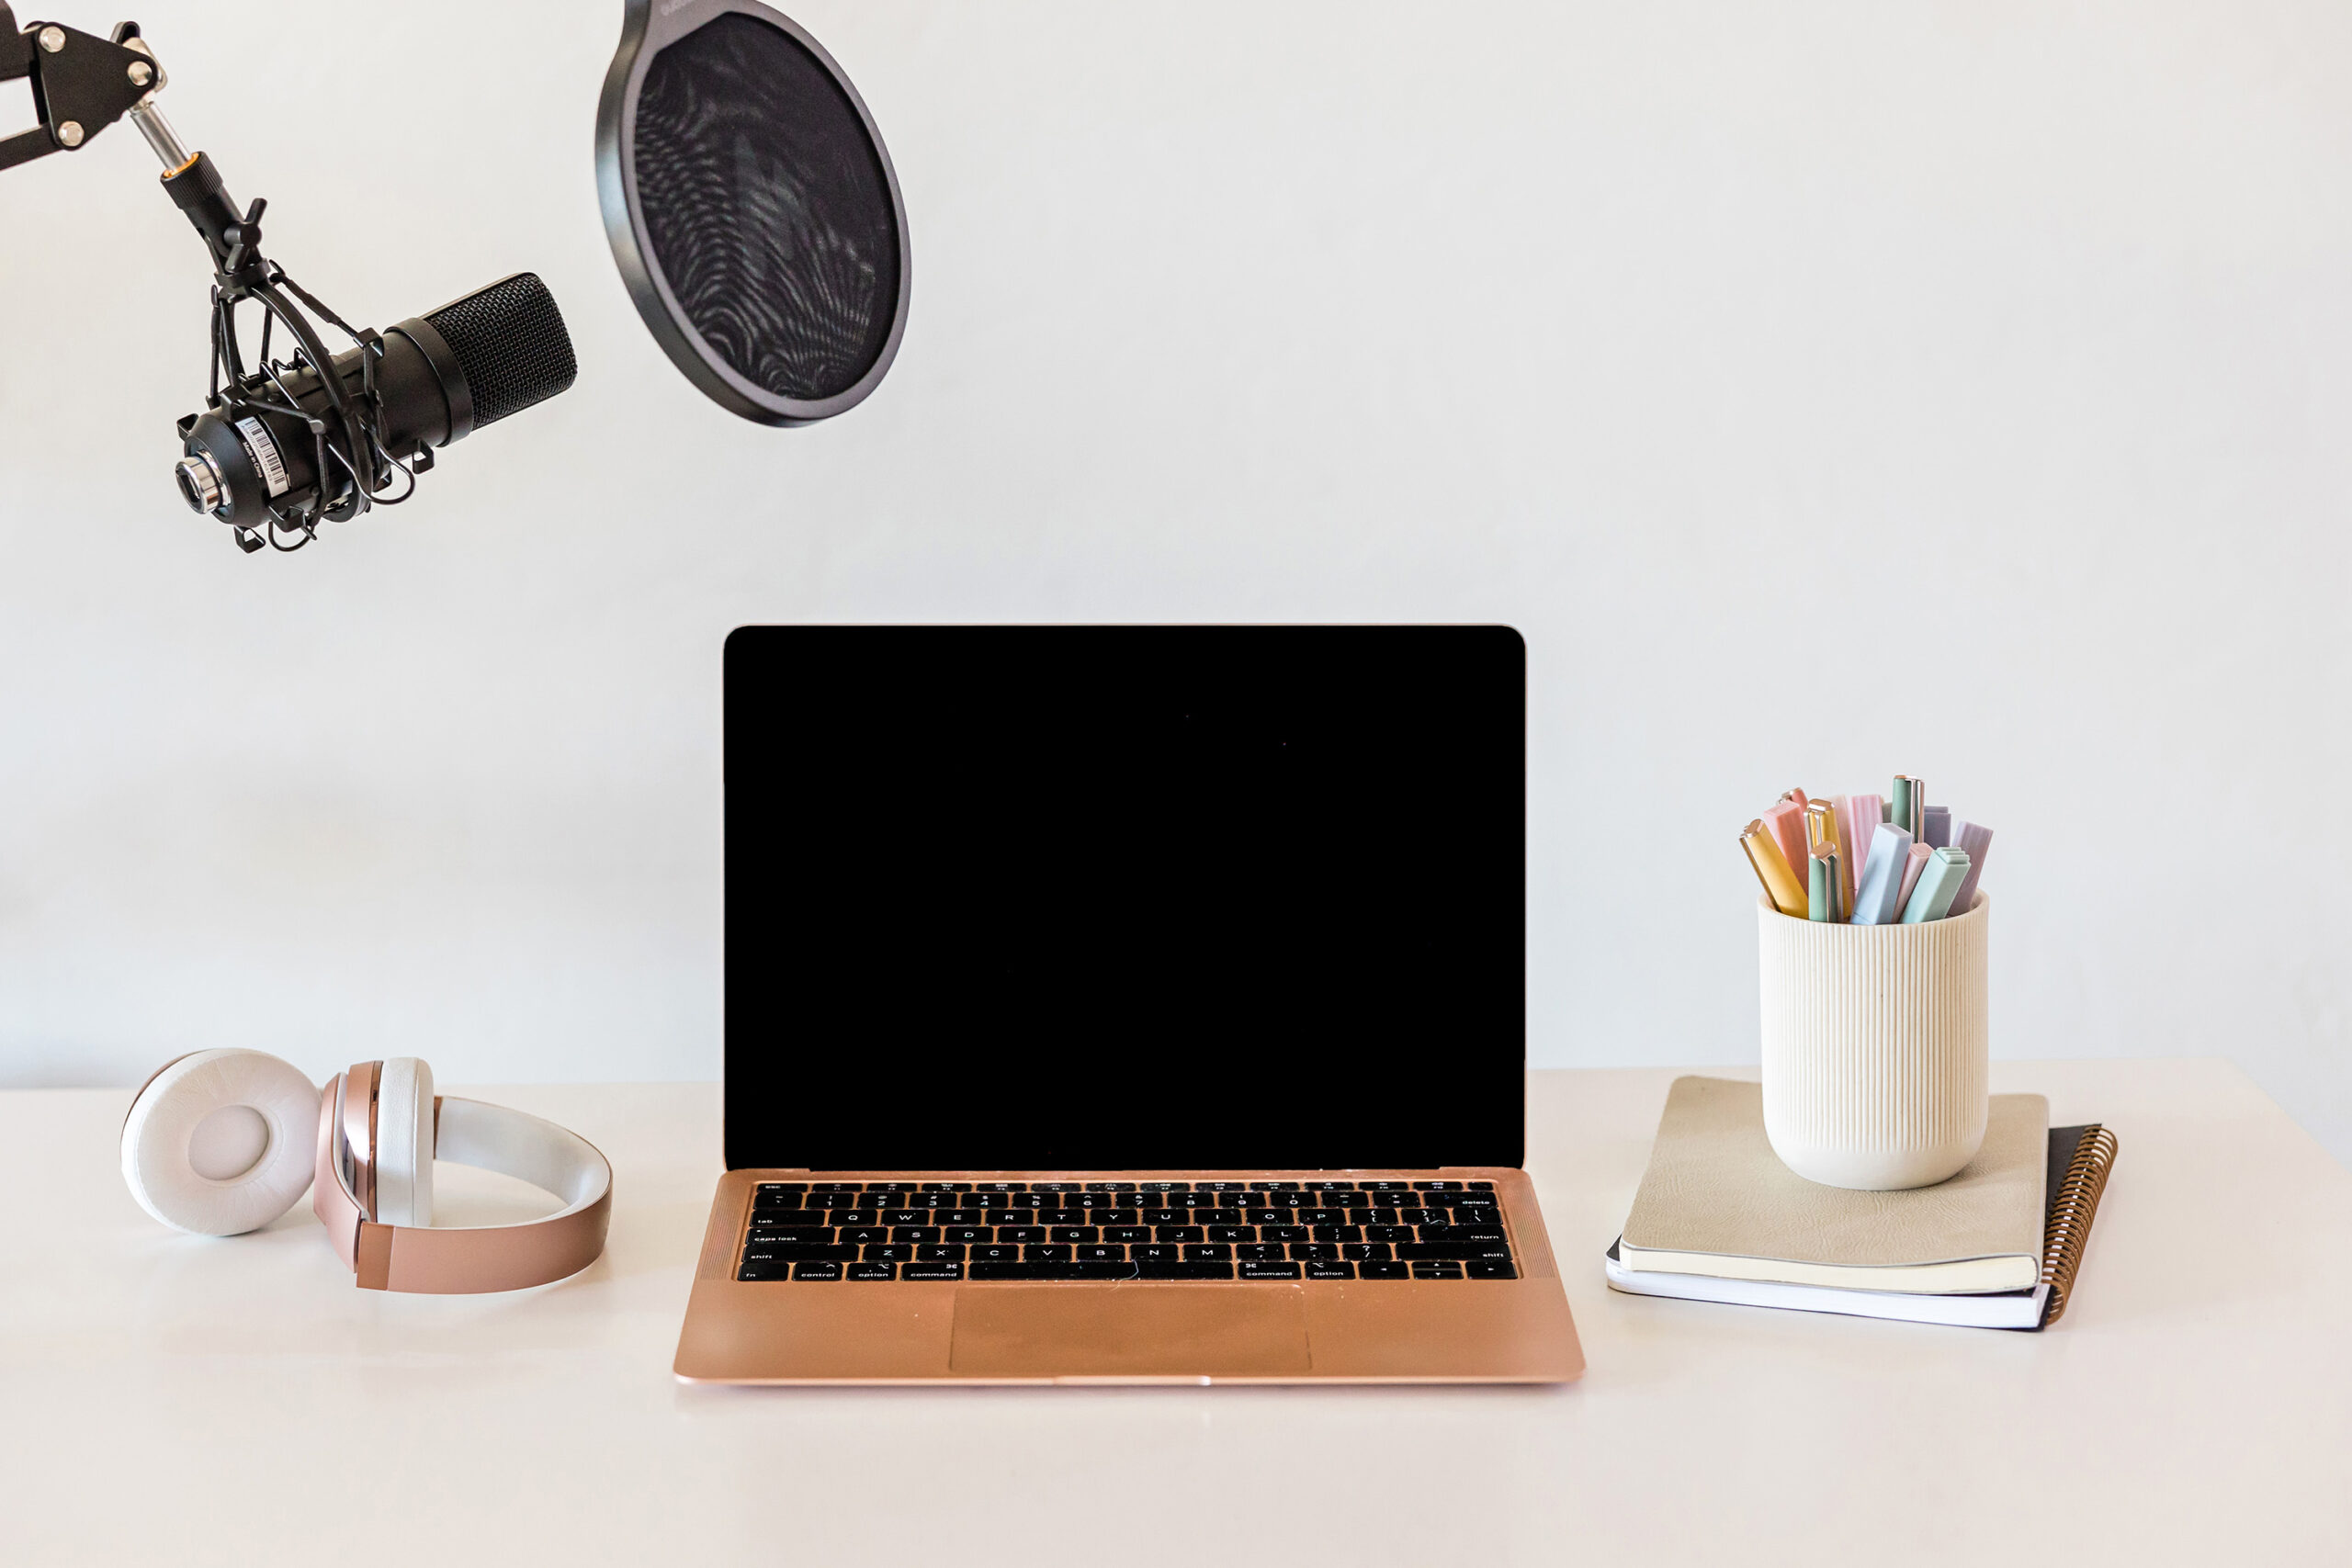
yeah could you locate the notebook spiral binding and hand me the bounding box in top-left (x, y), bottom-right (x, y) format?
top-left (2041, 1124), bottom-right (2119, 1325)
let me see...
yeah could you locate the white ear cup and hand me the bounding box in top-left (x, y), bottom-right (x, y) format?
top-left (120, 1049), bottom-right (322, 1235)
top-left (372, 1057), bottom-right (436, 1227)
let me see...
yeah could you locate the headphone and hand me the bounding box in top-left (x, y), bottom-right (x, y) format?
top-left (120, 1049), bottom-right (613, 1294)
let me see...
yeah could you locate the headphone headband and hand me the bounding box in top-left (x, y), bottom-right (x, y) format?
top-left (314, 1066), bottom-right (614, 1294)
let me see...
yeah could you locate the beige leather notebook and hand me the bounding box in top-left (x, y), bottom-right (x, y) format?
top-left (1619, 1077), bottom-right (2048, 1293)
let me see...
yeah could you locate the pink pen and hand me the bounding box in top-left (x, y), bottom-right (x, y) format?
top-left (1895, 841), bottom-right (1932, 918)
top-left (1837, 795), bottom-right (1882, 913)
top-left (1761, 799), bottom-right (1809, 888)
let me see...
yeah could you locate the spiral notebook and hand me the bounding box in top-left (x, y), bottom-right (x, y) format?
top-left (1605, 1122), bottom-right (2119, 1331)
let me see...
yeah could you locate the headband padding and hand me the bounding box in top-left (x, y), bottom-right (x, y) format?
top-left (120, 1049), bottom-right (322, 1235)
top-left (372, 1057), bottom-right (436, 1227)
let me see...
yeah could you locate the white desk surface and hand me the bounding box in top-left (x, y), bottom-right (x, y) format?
top-left (4, 1059), bottom-right (2347, 1567)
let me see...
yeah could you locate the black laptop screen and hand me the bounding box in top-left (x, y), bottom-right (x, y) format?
top-left (723, 626), bottom-right (1525, 1171)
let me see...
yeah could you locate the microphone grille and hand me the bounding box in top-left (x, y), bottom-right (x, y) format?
top-left (423, 273), bottom-right (578, 429)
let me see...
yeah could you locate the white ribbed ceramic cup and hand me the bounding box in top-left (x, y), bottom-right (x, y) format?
top-left (1757, 892), bottom-right (1989, 1190)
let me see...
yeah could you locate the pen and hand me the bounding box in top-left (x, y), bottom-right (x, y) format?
top-left (1849, 822), bottom-right (1916, 924)
top-left (1895, 840), bottom-right (1931, 917)
top-left (1741, 819), bottom-right (1809, 917)
top-left (1892, 775), bottom-right (1923, 843)
top-left (1804, 801), bottom-right (1847, 919)
top-left (1902, 845), bottom-right (1971, 922)
top-left (1947, 819), bottom-right (1993, 916)
top-left (1761, 799), bottom-right (1809, 888)
top-left (1808, 845), bottom-right (1840, 922)
top-left (1838, 795), bottom-right (1881, 915)
top-left (1922, 805), bottom-right (1951, 849)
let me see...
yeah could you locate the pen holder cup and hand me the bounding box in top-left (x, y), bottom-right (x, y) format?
top-left (1757, 893), bottom-right (1989, 1190)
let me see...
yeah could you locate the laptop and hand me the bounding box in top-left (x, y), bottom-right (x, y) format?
top-left (673, 625), bottom-right (1585, 1383)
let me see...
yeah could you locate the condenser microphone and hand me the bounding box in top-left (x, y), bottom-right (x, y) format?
top-left (174, 273), bottom-right (577, 541)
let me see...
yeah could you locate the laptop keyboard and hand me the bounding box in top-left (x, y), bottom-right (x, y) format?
top-left (736, 1179), bottom-right (1519, 1282)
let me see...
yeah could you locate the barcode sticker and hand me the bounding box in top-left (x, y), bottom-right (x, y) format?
top-left (234, 416), bottom-right (290, 497)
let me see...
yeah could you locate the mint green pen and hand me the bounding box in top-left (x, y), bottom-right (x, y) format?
top-left (1901, 845), bottom-right (1970, 922)
top-left (1809, 846), bottom-right (1840, 922)
top-left (1892, 775), bottom-right (1923, 842)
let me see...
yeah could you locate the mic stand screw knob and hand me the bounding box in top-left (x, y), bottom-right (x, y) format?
top-left (128, 60), bottom-right (151, 87)
top-left (37, 24), bottom-right (62, 51)
top-left (56, 120), bottom-right (82, 147)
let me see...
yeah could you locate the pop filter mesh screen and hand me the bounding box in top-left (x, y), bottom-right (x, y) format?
top-left (633, 14), bottom-right (900, 403)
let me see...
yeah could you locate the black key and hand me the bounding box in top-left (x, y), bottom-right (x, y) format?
top-left (1026, 1245), bottom-right (1072, 1263)
top-left (919, 1181), bottom-right (973, 1192)
top-left (756, 1181), bottom-right (810, 1194)
top-left (1261, 1180), bottom-right (1300, 1191)
top-left (1363, 1180), bottom-right (1411, 1192)
top-left (1205, 1226), bottom-right (1255, 1244)
top-left (846, 1263), bottom-right (896, 1280)
top-left (1033, 1182), bottom-right (1081, 1192)
top-left (938, 1212), bottom-right (985, 1227)
top-left (915, 1245), bottom-right (967, 1263)
top-left (1006, 1193), bottom-right (1050, 1210)
top-left (1153, 1226), bottom-right (1204, 1244)
top-left (1196, 1210), bottom-right (1245, 1226)
top-left (1468, 1180), bottom-right (1496, 1190)
top-left (1265, 1225), bottom-right (1311, 1243)
top-left (1103, 1226), bottom-right (1149, 1244)
top-left (969, 1262), bottom-right (1137, 1281)
top-left (1295, 1209), bottom-right (1342, 1225)
top-left (1289, 1243), bottom-right (1338, 1261)
top-left (1185, 1245), bottom-right (1233, 1261)
top-left (1238, 1192), bottom-right (1273, 1208)
top-left (903, 1264), bottom-right (964, 1280)
top-left (751, 1208), bottom-right (826, 1226)
top-left (1466, 1261), bottom-right (1519, 1280)
top-left (1413, 1181), bottom-right (1463, 1191)
top-left (1136, 1181), bottom-right (1189, 1192)
top-left (1132, 1245), bottom-right (1184, 1265)
top-left (1049, 1227), bottom-right (1099, 1244)
top-left (1237, 1243), bottom-right (1287, 1261)
top-left (1412, 1262), bottom-right (1466, 1279)
top-left (1066, 1193), bottom-right (1116, 1210)
top-left (1037, 1210), bottom-right (1086, 1227)
top-left (1135, 1262), bottom-right (1233, 1280)
top-left (1323, 1192), bottom-right (1367, 1209)
top-left (741, 1243), bottom-right (857, 1262)
top-left (1246, 1210), bottom-right (1289, 1226)
top-left (736, 1263), bottom-right (788, 1281)
top-left (1304, 1262), bottom-right (1355, 1280)
top-left (826, 1210), bottom-right (878, 1227)
top-left (1365, 1225), bottom-right (1414, 1243)
top-left (1346, 1210), bottom-right (1388, 1226)
top-left (1358, 1261), bottom-right (1410, 1280)
top-left (792, 1261), bottom-right (843, 1280)
top-left (1305, 1180), bottom-right (1355, 1191)
top-left (1095, 1210), bottom-right (1139, 1226)
top-left (972, 1182), bottom-right (1023, 1193)
top-left (839, 1227), bottom-right (891, 1246)
top-left (968, 1243), bottom-right (1021, 1264)
top-left (888, 1227), bottom-right (941, 1245)
top-left (1419, 1226), bottom-right (1507, 1245)
top-left (1172, 1192), bottom-right (1221, 1210)
top-left (1239, 1263), bottom-right (1301, 1280)
top-left (809, 1181), bottom-right (864, 1193)
top-left (880, 1210), bottom-right (931, 1226)
top-left (1143, 1210), bottom-right (1187, 1226)
top-left (968, 1193), bottom-right (1011, 1209)
top-left (1340, 1243), bottom-right (1392, 1262)
top-left (752, 1190), bottom-right (805, 1209)
top-left (1312, 1226), bottom-right (1363, 1243)
top-left (864, 1189), bottom-right (910, 1205)
top-left (1396, 1242), bottom-right (1512, 1262)
top-left (862, 1244), bottom-right (912, 1263)
top-left (1399, 1209), bottom-right (1451, 1226)
top-left (998, 1226), bottom-right (1047, 1245)
top-left (1083, 1182), bottom-right (1137, 1192)
top-left (941, 1227), bottom-right (991, 1246)
top-left (1073, 1245), bottom-right (1125, 1263)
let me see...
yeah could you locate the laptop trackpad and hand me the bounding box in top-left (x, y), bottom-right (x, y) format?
top-left (950, 1286), bottom-right (1311, 1377)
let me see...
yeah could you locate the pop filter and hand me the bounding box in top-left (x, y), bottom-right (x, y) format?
top-left (596, 1), bottom-right (909, 425)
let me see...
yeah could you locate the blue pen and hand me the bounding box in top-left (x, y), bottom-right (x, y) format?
top-left (1849, 823), bottom-right (1916, 925)
top-left (1902, 846), bottom-right (1971, 922)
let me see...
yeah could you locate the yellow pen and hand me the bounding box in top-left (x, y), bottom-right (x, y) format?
top-left (1741, 818), bottom-right (1809, 918)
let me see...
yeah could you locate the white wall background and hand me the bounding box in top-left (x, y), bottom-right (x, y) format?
top-left (4, 1), bottom-right (2349, 1164)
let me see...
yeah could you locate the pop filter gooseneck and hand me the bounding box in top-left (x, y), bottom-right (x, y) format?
top-left (595, 1), bottom-right (909, 425)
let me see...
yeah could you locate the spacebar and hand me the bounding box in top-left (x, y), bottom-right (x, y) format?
top-left (967, 1263), bottom-right (1140, 1281)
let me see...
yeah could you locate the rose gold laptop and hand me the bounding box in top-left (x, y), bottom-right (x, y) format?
top-left (673, 626), bottom-right (1583, 1384)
